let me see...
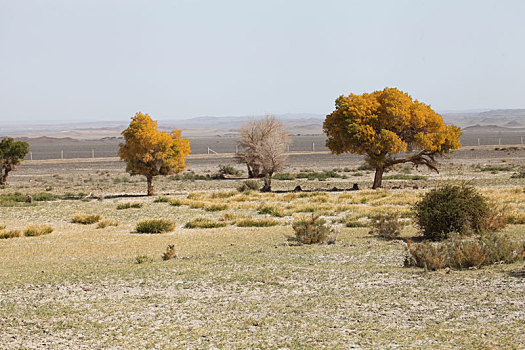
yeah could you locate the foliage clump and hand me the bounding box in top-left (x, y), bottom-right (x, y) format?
top-left (204, 203), bottom-right (229, 212)
top-left (72, 214), bottom-right (102, 225)
top-left (135, 255), bottom-right (154, 264)
top-left (24, 225), bottom-right (54, 237)
top-left (237, 180), bottom-right (260, 192)
top-left (153, 196), bottom-right (170, 203)
top-left (184, 217), bottom-right (227, 229)
top-left (414, 185), bottom-right (491, 240)
top-left (0, 137), bottom-right (30, 186)
top-left (369, 213), bottom-right (403, 239)
top-left (116, 202), bottom-right (143, 210)
top-left (323, 88), bottom-right (461, 188)
top-left (405, 233), bottom-right (524, 271)
top-left (217, 164), bottom-right (242, 178)
top-left (0, 229), bottom-right (21, 239)
top-left (136, 219), bottom-right (175, 233)
top-left (258, 204), bottom-right (286, 217)
top-left (97, 220), bottom-right (119, 229)
top-left (236, 218), bottom-right (280, 227)
top-left (235, 115), bottom-right (291, 191)
top-left (119, 112), bottom-right (191, 196)
top-left (291, 215), bottom-right (335, 244)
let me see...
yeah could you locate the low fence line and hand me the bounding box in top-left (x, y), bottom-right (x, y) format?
top-left (22, 137), bottom-right (525, 161)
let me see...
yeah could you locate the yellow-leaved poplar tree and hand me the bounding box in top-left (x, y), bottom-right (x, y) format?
top-left (323, 87), bottom-right (461, 189)
top-left (119, 112), bottom-right (191, 196)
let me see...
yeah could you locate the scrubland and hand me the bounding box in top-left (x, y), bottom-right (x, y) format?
top-left (0, 148), bottom-right (524, 349)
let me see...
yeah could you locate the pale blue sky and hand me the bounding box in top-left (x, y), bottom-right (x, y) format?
top-left (1, 0), bottom-right (524, 123)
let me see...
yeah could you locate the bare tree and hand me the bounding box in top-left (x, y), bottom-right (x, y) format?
top-left (235, 115), bottom-right (291, 192)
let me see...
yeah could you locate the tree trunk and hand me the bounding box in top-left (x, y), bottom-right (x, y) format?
top-left (247, 165), bottom-right (254, 178)
top-left (146, 175), bottom-right (154, 196)
top-left (0, 169), bottom-right (8, 186)
top-left (261, 173), bottom-right (272, 192)
top-left (372, 167), bottom-right (384, 189)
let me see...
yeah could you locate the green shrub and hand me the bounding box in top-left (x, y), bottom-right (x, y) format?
top-left (296, 170), bottom-right (342, 181)
top-left (414, 185), bottom-right (490, 240)
top-left (383, 174), bottom-right (427, 180)
top-left (479, 165), bottom-right (514, 172)
top-left (258, 204), bottom-right (285, 217)
top-left (238, 180), bottom-right (260, 192)
top-left (97, 220), bottom-right (119, 229)
top-left (344, 220), bottom-right (368, 228)
top-left (236, 218), bottom-right (280, 227)
top-left (511, 167), bottom-right (525, 179)
top-left (72, 214), bottom-right (102, 225)
top-left (162, 244), bottom-right (177, 260)
top-left (369, 213), bottom-right (403, 239)
top-left (273, 173), bottom-right (295, 180)
top-left (116, 202), bottom-right (143, 210)
top-left (291, 215), bottom-right (332, 244)
top-left (506, 212), bottom-right (525, 225)
top-left (169, 171), bottom-right (212, 181)
top-left (153, 196), bottom-right (170, 203)
top-left (217, 164), bottom-right (243, 177)
top-left (210, 191), bottom-right (238, 199)
top-left (0, 229), bottom-right (21, 239)
top-left (204, 203), bottom-right (229, 212)
top-left (135, 255), bottom-right (154, 264)
top-left (23, 225), bottom-right (54, 237)
top-left (135, 219), bottom-right (175, 233)
top-left (405, 233), bottom-right (524, 270)
top-left (169, 198), bottom-right (186, 207)
top-left (184, 217), bottom-right (227, 229)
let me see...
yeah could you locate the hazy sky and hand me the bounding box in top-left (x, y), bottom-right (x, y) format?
top-left (1, 0), bottom-right (524, 123)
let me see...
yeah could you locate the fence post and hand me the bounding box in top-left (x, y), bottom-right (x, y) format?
top-left (61, 150), bottom-right (64, 160)
top-left (30, 152), bottom-right (32, 161)
top-left (498, 138), bottom-right (501, 146)
top-left (312, 142), bottom-right (315, 152)
top-left (521, 136), bottom-right (523, 145)
top-left (235, 145), bottom-right (238, 154)
top-left (92, 149), bottom-right (95, 158)
top-left (477, 138), bottom-right (480, 146)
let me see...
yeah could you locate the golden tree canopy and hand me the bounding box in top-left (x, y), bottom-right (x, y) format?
top-left (119, 112), bottom-right (191, 195)
top-left (323, 87), bottom-right (461, 188)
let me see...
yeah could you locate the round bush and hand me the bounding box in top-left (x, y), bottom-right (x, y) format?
top-left (136, 219), bottom-right (175, 233)
top-left (414, 185), bottom-right (490, 240)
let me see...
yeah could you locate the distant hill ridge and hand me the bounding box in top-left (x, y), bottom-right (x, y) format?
top-left (1, 109), bottom-right (525, 140)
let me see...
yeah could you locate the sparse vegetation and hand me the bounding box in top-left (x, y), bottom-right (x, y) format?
top-left (135, 219), bottom-right (175, 233)
top-left (405, 233), bottom-right (524, 270)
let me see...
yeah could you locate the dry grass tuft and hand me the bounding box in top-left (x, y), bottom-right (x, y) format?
top-left (135, 219), bottom-right (175, 233)
top-left (23, 225), bottom-right (54, 237)
top-left (72, 214), bottom-right (102, 225)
